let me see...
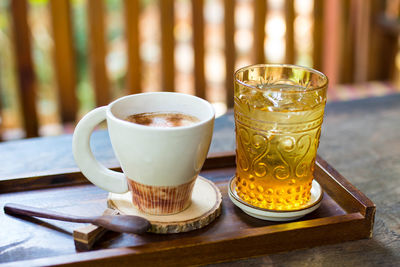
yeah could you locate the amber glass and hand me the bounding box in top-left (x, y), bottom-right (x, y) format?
top-left (234, 64), bottom-right (328, 210)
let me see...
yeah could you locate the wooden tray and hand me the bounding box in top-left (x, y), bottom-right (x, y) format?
top-left (0, 152), bottom-right (375, 266)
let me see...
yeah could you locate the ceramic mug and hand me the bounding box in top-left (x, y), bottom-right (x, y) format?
top-left (72, 92), bottom-right (215, 215)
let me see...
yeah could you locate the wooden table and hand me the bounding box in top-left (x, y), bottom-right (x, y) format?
top-left (1, 94), bottom-right (399, 266)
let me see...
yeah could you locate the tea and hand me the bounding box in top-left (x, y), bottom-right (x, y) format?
top-left (234, 67), bottom-right (327, 211)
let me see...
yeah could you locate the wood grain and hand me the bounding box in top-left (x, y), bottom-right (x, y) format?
top-left (192, 0), bottom-right (206, 99)
top-left (0, 118), bottom-right (235, 193)
top-left (315, 155), bottom-right (375, 238)
top-left (370, 1), bottom-right (398, 81)
top-left (160, 0), bottom-right (175, 92)
top-left (224, 0), bottom-right (235, 108)
top-left (339, 0), bottom-right (354, 84)
top-left (10, 0), bottom-right (39, 137)
top-left (74, 208), bottom-right (119, 251)
top-left (313, 0), bottom-right (324, 70)
top-left (322, 0), bottom-right (342, 86)
top-left (49, 0), bottom-right (77, 123)
top-left (0, 161), bottom-right (374, 265)
top-left (285, 0), bottom-right (295, 64)
top-left (87, 0), bottom-right (109, 106)
top-left (0, 152), bottom-right (235, 194)
top-left (1, 95), bottom-right (400, 265)
top-left (5, 214), bottom-right (370, 266)
top-left (253, 0), bottom-right (267, 64)
top-left (367, 0), bottom-right (385, 81)
top-left (353, 0), bottom-right (370, 83)
top-left (124, 0), bottom-right (141, 95)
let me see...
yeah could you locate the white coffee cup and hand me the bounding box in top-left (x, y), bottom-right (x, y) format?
top-left (72, 92), bottom-right (215, 215)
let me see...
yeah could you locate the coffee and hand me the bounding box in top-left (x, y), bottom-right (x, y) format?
top-left (125, 112), bottom-right (200, 128)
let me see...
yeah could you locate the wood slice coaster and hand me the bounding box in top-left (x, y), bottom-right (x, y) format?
top-left (108, 176), bottom-right (222, 234)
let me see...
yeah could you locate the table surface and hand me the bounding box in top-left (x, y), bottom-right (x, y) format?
top-left (0, 94), bottom-right (399, 266)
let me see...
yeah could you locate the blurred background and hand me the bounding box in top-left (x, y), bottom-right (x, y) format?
top-left (0, 0), bottom-right (399, 140)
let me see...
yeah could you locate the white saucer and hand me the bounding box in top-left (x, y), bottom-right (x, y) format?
top-left (228, 177), bottom-right (323, 221)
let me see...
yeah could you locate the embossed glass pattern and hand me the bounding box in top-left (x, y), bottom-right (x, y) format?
top-left (234, 64), bottom-right (328, 210)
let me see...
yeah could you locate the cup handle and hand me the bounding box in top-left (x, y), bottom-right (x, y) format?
top-left (72, 107), bottom-right (128, 193)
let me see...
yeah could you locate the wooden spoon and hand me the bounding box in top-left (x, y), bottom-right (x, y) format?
top-left (4, 203), bottom-right (150, 234)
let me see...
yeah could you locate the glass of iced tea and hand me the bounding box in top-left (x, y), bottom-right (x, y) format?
top-left (234, 64), bottom-right (328, 211)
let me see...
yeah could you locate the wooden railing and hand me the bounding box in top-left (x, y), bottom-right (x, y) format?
top-left (1, 0), bottom-right (397, 139)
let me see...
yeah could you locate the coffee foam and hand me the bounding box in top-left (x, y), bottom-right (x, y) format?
top-left (125, 112), bottom-right (200, 128)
